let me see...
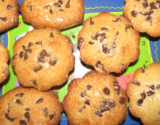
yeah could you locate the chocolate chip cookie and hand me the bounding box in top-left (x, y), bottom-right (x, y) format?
top-left (0, 0), bottom-right (18, 32)
top-left (127, 62), bottom-right (160, 125)
top-left (0, 44), bottom-right (9, 83)
top-left (11, 28), bottom-right (75, 91)
top-left (63, 71), bottom-right (128, 125)
top-left (124, 0), bottom-right (160, 37)
top-left (78, 11), bottom-right (140, 74)
top-left (19, 0), bottom-right (84, 30)
top-left (0, 87), bottom-right (63, 125)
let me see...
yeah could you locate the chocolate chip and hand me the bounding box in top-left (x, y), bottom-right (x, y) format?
top-left (132, 81), bottom-right (140, 86)
top-left (33, 65), bottom-right (43, 72)
top-left (100, 33), bottom-right (106, 42)
top-left (72, 35), bottom-right (75, 39)
top-left (54, 3), bottom-right (61, 7)
top-left (156, 84), bottom-right (160, 89)
top-left (12, 54), bottom-right (17, 62)
top-left (24, 52), bottom-right (28, 60)
top-left (35, 98), bottom-right (43, 104)
top-left (26, 49), bottom-right (32, 53)
top-left (125, 24), bottom-right (131, 31)
top-left (150, 2), bottom-right (157, 10)
top-left (147, 91), bottom-right (155, 96)
top-left (113, 18), bottom-right (121, 22)
top-left (33, 80), bottom-right (37, 86)
top-left (112, 42), bottom-right (116, 48)
top-left (81, 90), bottom-right (86, 97)
top-left (99, 99), bottom-right (107, 106)
top-left (142, 65), bottom-right (146, 73)
top-left (137, 98), bottom-right (143, 106)
top-left (7, 4), bottom-right (12, 10)
top-left (102, 44), bottom-right (108, 54)
top-left (95, 111), bottom-right (102, 117)
top-left (143, 2), bottom-right (148, 8)
top-left (131, 10), bottom-right (137, 17)
top-left (49, 57), bottom-right (57, 66)
top-left (16, 99), bottom-right (23, 105)
top-left (78, 38), bottom-right (84, 47)
top-left (85, 99), bottom-right (90, 106)
top-left (49, 9), bottom-right (53, 14)
top-left (38, 56), bottom-right (45, 63)
top-left (101, 27), bottom-right (108, 31)
top-left (100, 106), bottom-right (110, 113)
top-left (0, 17), bottom-right (7, 22)
top-left (108, 99), bottom-right (115, 108)
top-left (35, 41), bottom-right (42, 45)
top-left (58, 0), bottom-right (63, 5)
top-left (65, 0), bottom-right (70, 8)
top-left (5, 113), bottom-right (16, 121)
top-left (44, 5), bottom-right (52, 9)
top-left (119, 97), bottom-right (126, 104)
top-left (19, 119), bottom-right (27, 125)
top-left (19, 51), bottom-right (24, 58)
top-left (24, 112), bottom-right (30, 122)
top-left (140, 93), bottom-right (146, 99)
top-left (90, 18), bottom-right (94, 25)
top-left (87, 85), bottom-right (92, 90)
top-left (88, 41), bottom-right (95, 45)
top-left (148, 85), bottom-right (155, 90)
top-left (50, 32), bottom-right (54, 38)
top-left (113, 81), bottom-right (119, 86)
top-left (15, 93), bottom-right (24, 97)
top-left (115, 31), bottom-right (119, 36)
top-left (59, 9), bottom-right (64, 11)
top-left (95, 61), bottom-right (107, 73)
top-left (43, 108), bottom-right (48, 117)
top-left (79, 105), bottom-right (86, 112)
top-left (91, 33), bottom-right (98, 40)
top-left (103, 87), bottom-right (110, 95)
top-left (49, 111), bottom-right (56, 120)
top-left (25, 108), bottom-right (30, 111)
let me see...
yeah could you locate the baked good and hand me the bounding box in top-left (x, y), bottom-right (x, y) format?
top-left (0, 43), bottom-right (9, 83)
top-left (63, 71), bottom-right (128, 125)
top-left (11, 28), bottom-right (75, 91)
top-left (19, 0), bottom-right (84, 30)
top-left (124, 0), bottom-right (160, 37)
top-left (0, 87), bottom-right (63, 125)
top-left (127, 62), bottom-right (160, 125)
top-left (77, 11), bottom-right (140, 74)
top-left (0, 0), bottom-right (18, 32)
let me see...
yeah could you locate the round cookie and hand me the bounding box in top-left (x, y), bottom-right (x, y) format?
top-left (124, 0), bottom-right (160, 37)
top-left (0, 87), bottom-right (63, 125)
top-left (11, 28), bottom-right (75, 91)
top-left (0, 44), bottom-right (9, 83)
top-left (19, 0), bottom-right (84, 30)
top-left (127, 62), bottom-right (160, 125)
top-left (77, 11), bottom-right (140, 74)
top-left (63, 71), bottom-right (128, 125)
top-left (0, 0), bottom-right (18, 32)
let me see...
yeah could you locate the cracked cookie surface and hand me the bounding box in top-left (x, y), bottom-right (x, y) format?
top-left (124, 0), bottom-right (160, 37)
top-left (11, 28), bottom-right (75, 91)
top-left (19, 0), bottom-right (84, 30)
top-left (63, 71), bottom-right (128, 125)
top-left (78, 11), bottom-right (140, 74)
top-left (0, 87), bottom-right (63, 125)
top-left (127, 62), bottom-right (160, 125)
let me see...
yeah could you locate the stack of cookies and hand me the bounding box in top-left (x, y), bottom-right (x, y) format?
top-left (0, 0), bottom-right (160, 125)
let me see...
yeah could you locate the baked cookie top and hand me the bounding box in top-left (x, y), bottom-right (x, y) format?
top-left (0, 0), bottom-right (18, 32)
top-left (78, 11), bottom-right (140, 74)
top-left (11, 28), bottom-right (75, 91)
top-left (63, 71), bottom-right (128, 125)
top-left (19, 0), bottom-right (84, 30)
top-left (0, 87), bottom-right (63, 125)
top-left (0, 44), bottom-right (9, 83)
top-left (127, 62), bottom-right (160, 125)
top-left (124, 0), bottom-right (160, 37)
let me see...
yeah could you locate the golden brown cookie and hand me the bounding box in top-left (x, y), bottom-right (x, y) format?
top-left (11, 28), bottom-right (75, 91)
top-left (19, 0), bottom-right (84, 30)
top-left (77, 11), bottom-right (140, 74)
top-left (63, 71), bottom-right (128, 125)
top-left (0, 44), bottom-right (9, 83)
top-left (127, 62), bottom-right (160, 125)
top-left (124, 0), bottom-right (160, 37)
top-left (0, 0), bottom-right (18, 32)
top-left (0, 87), bottom-right (63, 125)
